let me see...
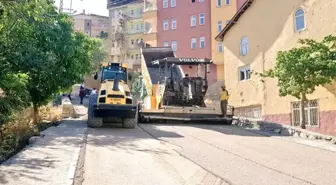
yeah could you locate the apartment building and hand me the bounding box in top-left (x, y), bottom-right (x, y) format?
top-left (215, 0), bottom-right (336, 135)
top-left (143, 0), bottom-right (158, 47)
top-left (210, 0), bottom-right (246, 81)
top-left (157, 0), bottom-right (216, 84)
top-left (72, 10), bottom-right (109, 38)
top-left (107, 0), bottom-right (144, 70)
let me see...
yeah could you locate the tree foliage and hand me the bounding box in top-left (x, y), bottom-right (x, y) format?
top-left (0, 0), bottom-right (102, 124)
top-left (260, 35), bottom-right (336, 128)
top-left (91, 38), bottom-right (108, 72)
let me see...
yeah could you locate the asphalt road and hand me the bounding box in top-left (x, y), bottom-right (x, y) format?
top-left (81, 125), bottom-right (228, 185)
top-left (81, 123), bottom-right (336, 185)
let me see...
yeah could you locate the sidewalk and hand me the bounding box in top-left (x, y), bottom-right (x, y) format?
top-left (0, 118), bottom-right (87, 185)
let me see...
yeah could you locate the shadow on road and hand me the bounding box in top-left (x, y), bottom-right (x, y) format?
top-left (0, 118), bottom-right (86, 184)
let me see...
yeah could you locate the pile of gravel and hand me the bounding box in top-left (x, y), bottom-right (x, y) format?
top-left (204, 81), bottom-right (224, 114)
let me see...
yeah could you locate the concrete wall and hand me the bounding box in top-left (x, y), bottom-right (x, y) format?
top-left (222, 0), bottom-right (336, 135)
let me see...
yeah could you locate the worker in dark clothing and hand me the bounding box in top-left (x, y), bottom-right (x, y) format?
top-left (220, 86), bottom-right (229, 117)
top-left (79, 86), bottom-right (85, 104)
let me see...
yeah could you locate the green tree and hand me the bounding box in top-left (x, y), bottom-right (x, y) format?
top-left (260, 35), bottom-right (336, 129)
top-left (91, 38), bottom-right (108, 72)
top-left (0, 0), bottom-right (100, 123)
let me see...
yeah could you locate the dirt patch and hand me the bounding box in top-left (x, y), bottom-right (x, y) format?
top-left (0, 105), bottom-right (63, 164)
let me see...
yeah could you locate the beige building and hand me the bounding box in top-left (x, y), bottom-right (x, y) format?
top-left (216, 0), bottom-right (336, 135)
top-left (210, 0), bottom-right (245, 81)
top-left (108, 1), bottom-right (144, 70)
top-left (72, 11), bottom-right (109, 38)
top-left (143, 0), bottom-right (158, 48)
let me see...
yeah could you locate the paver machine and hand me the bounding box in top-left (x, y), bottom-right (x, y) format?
top-left (87, 62), bottom-right (137, 128)
top-left (137, 47), bottom-right (234, 124)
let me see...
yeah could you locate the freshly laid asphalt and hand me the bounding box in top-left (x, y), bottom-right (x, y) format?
top-left (1, 98), bottom-right (335, 185)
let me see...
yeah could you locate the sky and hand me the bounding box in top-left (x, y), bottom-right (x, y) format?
top-left (53, 0), bottom-right (109, 16)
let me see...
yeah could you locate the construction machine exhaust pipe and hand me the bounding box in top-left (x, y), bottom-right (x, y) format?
top-left (113, 73), bottom-right (120, 91)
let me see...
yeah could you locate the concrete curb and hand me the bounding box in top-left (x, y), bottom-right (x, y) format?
top-left (232, 117), bottom-right (336, 145)
top-left (61, 97), bottom-right (80, 119)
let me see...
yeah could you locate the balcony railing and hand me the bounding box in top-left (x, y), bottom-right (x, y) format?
top-left (144, 1), bottom-right (157, 12)
top-left (144, 22), bottom-right (156, 34)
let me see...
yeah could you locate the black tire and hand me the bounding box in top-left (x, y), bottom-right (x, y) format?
top-left (122, 103), bottom-right (138, 129)
top-left (87, 94), bottom-right (103, 128)
top-left (122, 118), bottom-right (136, 128)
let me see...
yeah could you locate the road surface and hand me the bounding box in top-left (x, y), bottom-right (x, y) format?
top-left (81, 123), bottom-right (336, 185)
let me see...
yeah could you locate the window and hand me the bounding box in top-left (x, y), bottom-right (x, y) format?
top-left (136, 24), bottom-right (139, 30)
top-left (200, 37), bottom-right (205, 48)
top-left (191, 38), bottom-right (196, 49)
top-left (171, 0), bottom-right (176, 7)
top-left (164, 41), bottom-right (169, 47)
top-left (240, 37), bottom-right (249, 56)
top-left (217, 0), bottom-right (222, 6)
top-left (135, 54), bottom-right (139, 60)
top-left (199, 13), bottom-right (205, 25)
top-left (171, 40), bottom-right (177, 51)
top-left (199, 0), bottom-right (204, 2)
top-left (163, 19), bottom-right (169, 31)
top-left (225, 0), bottom-right (230, 5)
top-left (140, 23), bottom-right (143, 30)
top-left (171, 18), bottom-right (177, 29)
top-left (291, 100), bottom-right (319, 127)
top-left (191, 0), bottom-right (196, 3)
top-left (130, 10), bottom-right (134, 15)
top-left (163, 0), bottom-right (168, 8)
top-left (295, 8), bottom-right (305, 31)
top-left (217, 21), bottom-right (222, 32)
top-left (131, 40), bottom-right (134, 45)
top-left (218, 42), bottom-right (223, 52)
top-left (239, 65), bottom-right (251, 81)
top-left (191, 15), bottom-right (196, 27)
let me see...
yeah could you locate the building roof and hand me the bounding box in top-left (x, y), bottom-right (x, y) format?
top-left (215, 0), bottom-right (255, 42)
top-left (107, 0), bottom-right (144, 9)
top-left (72, 13), bottom-right (109, 19)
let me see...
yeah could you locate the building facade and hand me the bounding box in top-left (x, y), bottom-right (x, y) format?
top-left (210, 0), bottom-right (246, 82)
top-left (216, 0), bottom-right (336, 135)
top-left (156, 0), bottom-right (216, 84)
top-left (72, 11), bottom-right (109, 38)
top-left (143, 0), bottom-right (158, 47)
top-left (108, 0), bottom-right (144, 70)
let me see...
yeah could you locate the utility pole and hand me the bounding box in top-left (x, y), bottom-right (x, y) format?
top-left (59, 0), bottom-right (81, 14)
top-left (59, 0), bottom-right (63, 13)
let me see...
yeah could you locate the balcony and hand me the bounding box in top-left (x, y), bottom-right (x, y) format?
top-left (143, 21), bottom-right (157, 46)
top-left (144, 0), bottom-right (157, 12)
top-left (127, 40), bottom-right (145, 50)
top-left (110, 47), bottom-right (121, 55)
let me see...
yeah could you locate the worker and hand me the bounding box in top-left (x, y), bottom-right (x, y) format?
top-left (91, 88), bottom-right (97, 95)
top-left (220, 86), bottom-right (229, 117)
top-left (79, 86), bottom-right (85, 104)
